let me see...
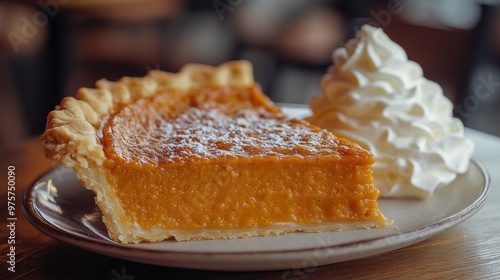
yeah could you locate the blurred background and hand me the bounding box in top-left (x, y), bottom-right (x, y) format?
top-left (0, 0), bottom-right (499, 145)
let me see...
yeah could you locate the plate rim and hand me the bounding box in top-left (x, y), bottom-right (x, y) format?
top-left (22, 159), bottom-right (490, 263)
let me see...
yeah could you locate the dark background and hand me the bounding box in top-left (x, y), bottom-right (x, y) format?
top-left (1, 0), bottom-right (499, 145)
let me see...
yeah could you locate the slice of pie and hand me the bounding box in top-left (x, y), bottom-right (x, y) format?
top-left (42, 60), bottom-right (390, 243)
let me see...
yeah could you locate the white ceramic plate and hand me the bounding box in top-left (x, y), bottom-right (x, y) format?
top-left (23, 106), bottom-right (490, 271)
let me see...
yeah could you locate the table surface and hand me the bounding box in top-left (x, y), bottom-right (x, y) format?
top-left (1, 128), bottom-right (499, 280)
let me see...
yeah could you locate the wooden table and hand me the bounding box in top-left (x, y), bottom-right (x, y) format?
top-left (1, 129), bottom-right (499, 279)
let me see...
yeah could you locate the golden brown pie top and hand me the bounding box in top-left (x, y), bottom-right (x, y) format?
top-left (101, 85), bottom-right (368, 166)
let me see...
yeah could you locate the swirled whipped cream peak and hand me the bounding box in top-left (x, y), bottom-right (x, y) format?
top-left (307, 24), bottom-right (474, 198)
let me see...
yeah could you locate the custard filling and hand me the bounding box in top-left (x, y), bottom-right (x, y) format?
top-left (98, 86), bottom-right (385, 229)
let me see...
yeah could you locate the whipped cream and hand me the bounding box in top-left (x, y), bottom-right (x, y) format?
top-left (307, 25), bottom-right (474, 198)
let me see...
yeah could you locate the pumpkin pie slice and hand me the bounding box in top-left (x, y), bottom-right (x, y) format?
top-left (42, 60), bottom-right (390, 243)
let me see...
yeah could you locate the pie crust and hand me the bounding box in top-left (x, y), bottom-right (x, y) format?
top-left (42, 60), bottom-right (390, 243)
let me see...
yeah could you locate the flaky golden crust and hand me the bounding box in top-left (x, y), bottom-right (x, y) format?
top-left (42, 60), bottom-right (255, 168)
top-left (41, 61), bottom-right (259, 243)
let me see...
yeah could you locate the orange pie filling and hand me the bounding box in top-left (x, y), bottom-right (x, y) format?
top-left (98, 86), bottom-right (387, 231)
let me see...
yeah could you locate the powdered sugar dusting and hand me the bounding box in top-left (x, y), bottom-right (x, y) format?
top-left (109, 107), bottom-right (342, 165)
